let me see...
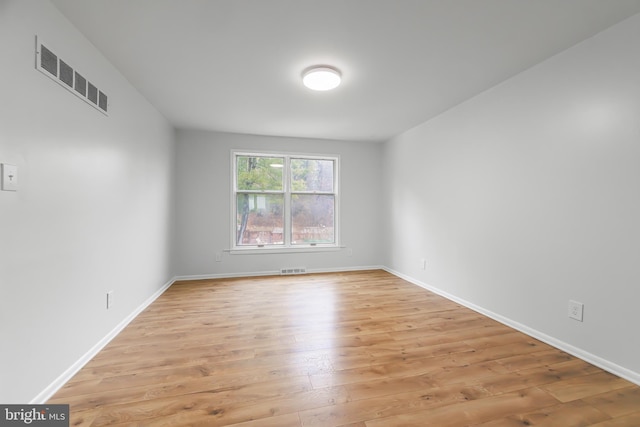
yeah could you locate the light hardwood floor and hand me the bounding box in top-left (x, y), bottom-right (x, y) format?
top-left (49, 270), bottom-right (640, 426)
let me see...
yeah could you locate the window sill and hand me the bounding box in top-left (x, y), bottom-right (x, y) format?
top-left (228, 246), bottom-right (344, 255)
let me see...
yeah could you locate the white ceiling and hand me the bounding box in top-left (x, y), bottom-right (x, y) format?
top-left (51, 0), bottom-right (640, 143)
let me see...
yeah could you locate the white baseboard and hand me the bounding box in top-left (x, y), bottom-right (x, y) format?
top-left (174, 270), bottom-right (281, 281)
top-left (309, 265), bottom-right (385, 274)
top-left (30, 277), bottom-right (176, 404)
top-left (383, 267), bottom-right (640, 387)
top-left (173, 265), bottom-right (384, 282)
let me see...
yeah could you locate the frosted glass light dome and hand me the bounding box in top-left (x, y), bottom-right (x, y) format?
top-left (303, 67), bottom-right (341, 91)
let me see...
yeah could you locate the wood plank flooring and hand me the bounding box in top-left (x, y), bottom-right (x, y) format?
top-left (48, 270), bottom-right (640, 426)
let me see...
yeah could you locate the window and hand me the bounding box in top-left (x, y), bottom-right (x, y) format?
top-left (232, 151), bottom-right (339, 251)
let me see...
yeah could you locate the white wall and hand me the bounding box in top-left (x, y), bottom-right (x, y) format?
top-left (174, 129), bottom-right (383, 277)
top-left (383, 14), bottom-right (640, 380)
top-left (0, 0), bottom-right (175, 403)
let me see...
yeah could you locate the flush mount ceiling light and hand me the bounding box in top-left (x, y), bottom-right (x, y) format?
top-left (302, 66), bottom-right (341, 91)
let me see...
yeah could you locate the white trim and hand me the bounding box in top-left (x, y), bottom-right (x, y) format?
top-left (383, 267), bottom-right (640, 387)
top-left (30, 277), bottom-right (176, 404)
top-left (173, 265), bottom-right (384, 282)
top-left (307, 265), bottom-right (384, 274)
top-left (228, 246), bottom-right (344, 255)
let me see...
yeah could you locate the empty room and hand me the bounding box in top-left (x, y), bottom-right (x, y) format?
top-left (2, 0), bottom-right (640, 425)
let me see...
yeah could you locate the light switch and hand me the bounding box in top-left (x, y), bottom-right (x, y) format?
top-left (2, 164), bottom-right (18, 191)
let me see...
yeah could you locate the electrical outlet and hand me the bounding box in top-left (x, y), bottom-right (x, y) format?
top-left (215, 252), bottom-right (222, 262)
top-left (107, 291), bottom-right (114, 309)
top-left (347, 248), bottom-right (353, 256)
top-left (421, 259), bottom-right (427, 270)
top-left (568, 300), bottom-right (583, 322)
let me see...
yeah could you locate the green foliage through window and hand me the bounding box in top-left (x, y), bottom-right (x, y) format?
top-left (233, 152), bottom-right (338, 248)
top-left (236, 156), bottom-right (283, 191)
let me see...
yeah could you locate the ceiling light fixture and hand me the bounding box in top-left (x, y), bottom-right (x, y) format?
top-left (302, 66), bottom-right (341, 91)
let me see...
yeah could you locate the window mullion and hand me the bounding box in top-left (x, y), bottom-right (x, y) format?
top-left (284, 156), bottom-right (291, 246)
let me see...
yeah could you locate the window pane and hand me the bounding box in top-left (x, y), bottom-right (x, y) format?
top-left (236, 193), bottom-right (284, 245)
top-left (291, 194), bottom-right (334, 244)
top-left (236, 156), bottom-right (284, 191)
top-left (291, 158), bottom-right (334, 192)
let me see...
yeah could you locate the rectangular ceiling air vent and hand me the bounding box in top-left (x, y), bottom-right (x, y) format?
top-left (35, 36), bottom-right (109, 115)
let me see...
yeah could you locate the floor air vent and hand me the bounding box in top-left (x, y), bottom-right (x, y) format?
top-left (35, 36), bottom-right (109, 115)
top-left (280, 267), bottom-right (307, 275)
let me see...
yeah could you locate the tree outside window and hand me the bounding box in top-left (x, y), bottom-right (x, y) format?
top-left (233, 152), bottom-right (338, 249)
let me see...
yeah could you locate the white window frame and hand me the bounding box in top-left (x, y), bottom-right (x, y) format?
top-left (231, 150), bottom-right (340, 254)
